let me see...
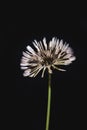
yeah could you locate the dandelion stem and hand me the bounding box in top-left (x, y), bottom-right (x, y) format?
top-left (46, 74), bottom-right (51, 130)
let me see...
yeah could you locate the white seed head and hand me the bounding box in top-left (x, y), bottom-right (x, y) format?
top-left (20, 37), bottom-right (76, 77)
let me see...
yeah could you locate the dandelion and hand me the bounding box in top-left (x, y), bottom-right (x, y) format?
top-left (20, 37), bottom-right (76, 78)
top-left (20, 37), bottom-right (76, 130)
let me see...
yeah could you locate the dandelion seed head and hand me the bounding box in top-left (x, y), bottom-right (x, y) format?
top-left (20, 37), bottom-right (76, 77)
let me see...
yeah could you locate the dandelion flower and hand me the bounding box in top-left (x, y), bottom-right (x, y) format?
top-left (20, 37), bottom-right (76, 130)
top-left (20, 37), bottom-right (76, 77)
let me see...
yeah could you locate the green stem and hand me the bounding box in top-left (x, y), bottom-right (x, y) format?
top-left (46, 74), bottom-right (51, 130)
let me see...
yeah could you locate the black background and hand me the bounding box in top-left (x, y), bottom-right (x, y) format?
top-left (14, 2), bottom-right (87, 130)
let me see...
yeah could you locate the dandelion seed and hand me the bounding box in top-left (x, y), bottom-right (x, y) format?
top-left (20, 37), bottom-right (76, 78)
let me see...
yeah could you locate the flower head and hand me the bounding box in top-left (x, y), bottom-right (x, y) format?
top-left (20, 37), bottom-right (76, 77)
